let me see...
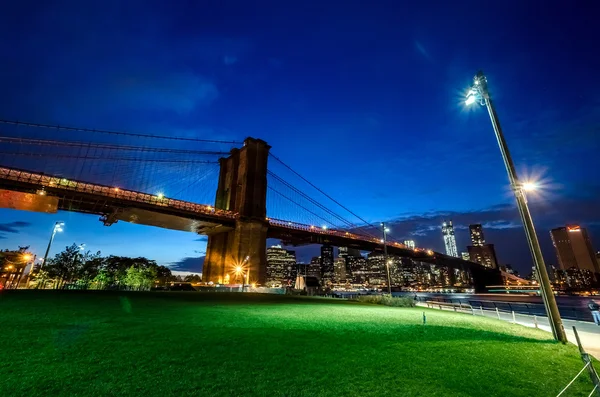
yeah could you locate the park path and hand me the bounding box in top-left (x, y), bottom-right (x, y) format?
top-left (418, 303), bottom-right (600, 359)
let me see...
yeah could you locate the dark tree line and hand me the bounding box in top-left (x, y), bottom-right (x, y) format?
top-left (31, 243), bottom-right (190, 290)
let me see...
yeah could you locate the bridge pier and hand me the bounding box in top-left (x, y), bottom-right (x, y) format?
top-left (203, 138), bottom-right (270, 285)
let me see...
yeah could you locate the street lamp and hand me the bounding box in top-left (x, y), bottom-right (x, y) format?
top-left (41, 221), bottom-right (64, 270)
top-left (381, 222), bottom-right (392, 295)
top-left (465, 71), bottom-right (567, 343)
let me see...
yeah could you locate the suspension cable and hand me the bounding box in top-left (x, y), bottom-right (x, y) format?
top-left (0, 136), bottom-right (229, 155)
top-left (0, 119), bottom-right (242, 144)
top-left (269, 152), bottom-right (380, 231)
top-left (268, 170), bottom-right (362, 231)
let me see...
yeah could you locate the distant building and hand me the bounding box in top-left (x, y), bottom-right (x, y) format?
top-left (266, 245), bottom-right (297, 287)
top-left (320, 245), bottom-right (335, 285)
top-left (338, 246), bottom-right (348, 260)
top-left (469, 224), bottom-right (485, 246)
top-left (461, 252), bottom-right (470, 261)
top-left (308, 257), bottom-right (322, 280)
top-left (404, 240), bottom-right (416, 250)
top-left (334, 257), bottom-right (347, 283)
top-left (348, 256), bottom-right (368, 284)
top-left (296, 263), bottom-right (309, 276)
top-left (550, 225), bottom-right (600, 274)
top-left (366, 252), bottom-right (389, 286)
top-left (466, 224), bottom-right (499, 269)
top-left (467, 245), bottom-right (499, 269)
top-left (442, 221), bottom-right (459, 257)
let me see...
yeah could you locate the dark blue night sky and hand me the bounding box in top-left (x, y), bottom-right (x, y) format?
top-left (1, 0), bottom-right (598, 275)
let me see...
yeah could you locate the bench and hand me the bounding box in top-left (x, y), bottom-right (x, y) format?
top-left (425, 301), bottom-right (473, 313)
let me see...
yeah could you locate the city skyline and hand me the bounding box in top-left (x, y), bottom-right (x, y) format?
top-left (0, 1), bottom-right (599, 276)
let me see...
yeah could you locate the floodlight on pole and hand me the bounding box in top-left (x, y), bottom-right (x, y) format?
top-left (381, 222), bottom-right (392, 295)
top-left (465, 70), bottom-right (566, 343)
top-left (41, 221), bottom-right (64, 271)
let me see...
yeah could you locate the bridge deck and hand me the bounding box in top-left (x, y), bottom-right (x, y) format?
top-left (0, 166), bottom-right (495, 273)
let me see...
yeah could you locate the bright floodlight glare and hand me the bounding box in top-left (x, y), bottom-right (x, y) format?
top-left (322, 225), bottom-right (327, 230)
top-left (465, 95), bottom-right (476, 105)
top-left (157, 193), bottom-right (164, 199)
top-left (384, 227), bottom-right (390, 233)
top-left (235, 265), bottom-right (243, 273)
top-left (522, 182), bottom-right (537, 191)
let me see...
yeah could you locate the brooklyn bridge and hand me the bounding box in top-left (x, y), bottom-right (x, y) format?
top-left (0, 119), bottom-right (503, 290)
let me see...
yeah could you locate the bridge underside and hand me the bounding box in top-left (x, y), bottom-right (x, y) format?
top-left (0, 183), bottom-right (234, 235)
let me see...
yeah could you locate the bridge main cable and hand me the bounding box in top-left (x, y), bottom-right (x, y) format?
top-left (0, 119), bottom-right (242, 144)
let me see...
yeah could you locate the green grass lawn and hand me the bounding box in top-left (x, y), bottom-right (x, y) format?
top-left (0, 291), bottom-right (594, 396)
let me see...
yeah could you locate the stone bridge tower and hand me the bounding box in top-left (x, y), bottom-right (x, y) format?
top-left (203, 137), bottom-right (270, 284)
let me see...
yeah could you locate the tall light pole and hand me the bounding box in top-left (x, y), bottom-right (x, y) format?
top-left (381, 222), bottom-right (392, 295)
top-left (465, 71), bottom-right (567, 343)
top-left (41, 221), bottom-right (64, 270)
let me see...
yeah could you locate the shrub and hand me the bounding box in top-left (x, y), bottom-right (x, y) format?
top-left (355, 294), bottom-right (416, 307)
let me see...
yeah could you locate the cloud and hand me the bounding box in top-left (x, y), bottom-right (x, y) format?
top-left (170, 256), bottom-right (204, 273)
top-left (0, 221), bottom-right (32, 239)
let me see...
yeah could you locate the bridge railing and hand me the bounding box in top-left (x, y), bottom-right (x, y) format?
top-left (0, 166), bottom-right (237, 219)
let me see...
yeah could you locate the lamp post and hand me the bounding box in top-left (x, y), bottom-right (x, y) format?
top-left (465, 71), bottom-right (567, 343)
top-left (381, 222), bottom-right (392, 295)
top-left (41, 221), bottom-right (64, 270)
top-left (241, 255), bottom-right (250, 292)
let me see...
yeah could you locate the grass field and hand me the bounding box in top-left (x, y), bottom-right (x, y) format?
top-left (0, 291), bottom-right (594, 396)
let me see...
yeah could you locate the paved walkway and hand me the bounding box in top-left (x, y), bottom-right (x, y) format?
top-left (418, 303), bottom-right (600, 358)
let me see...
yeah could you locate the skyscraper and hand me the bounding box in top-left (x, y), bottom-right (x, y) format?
top-left (442, 221), bottom-right (459, 257)
top-left (404, 240), bottom-right (416, 250)
top-left (266, 245), bottom-right (297, 287)
top-left (366, 252), bottom-right (388, 285)
top-left (334, 257), bottom-right (346, 283)
top-left (320, 245), bottom-right (335, 285)
top-left (467, 224), bottom-right (499, 269)
top-left (308, 256), bottom-right (322, 280)
top-left (347, 256), bottom-right (366, 284)
top-left (469, 224), bottom-right (485, 246)
top-left (550, 225), bottom-right (600, 273)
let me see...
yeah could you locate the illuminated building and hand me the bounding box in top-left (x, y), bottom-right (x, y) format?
top-left (349, 256), bottom-right (368, 284)
top-left (320, 245), bottom-right (335, 285)
top-left (366, 252), bottom-right (389, 286)
top-left (442, 221), bottom-right (459, 257)
top-left (404, 240), bottom-right (416, 250)
top-left (461, 252), bottom-right (470, 261)
top-left (469, 224), bottom-right (484, 246)
top-left (266, 245), bottom-right (297, 287)
top-left (550, 225), bottom-right (600, 273)
top-left (466, 224), bottom-right (499, 269)
top-left (308, 257), bottom-right (322, 280)
top-left (334, 257), bottom-right (346, 283)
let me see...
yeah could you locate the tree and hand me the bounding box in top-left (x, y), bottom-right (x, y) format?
top-left (184, 274), bottom-right (202, 283)
top-left (156, 265), bottom-right (173, 286)
top-left (123, 265), bottom-right (157, 291)
top-left (45, 244), bottom-right (87, 289)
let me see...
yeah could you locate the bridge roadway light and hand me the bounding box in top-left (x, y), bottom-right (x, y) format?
top-left (465, 70), bottom-right (567, 343)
